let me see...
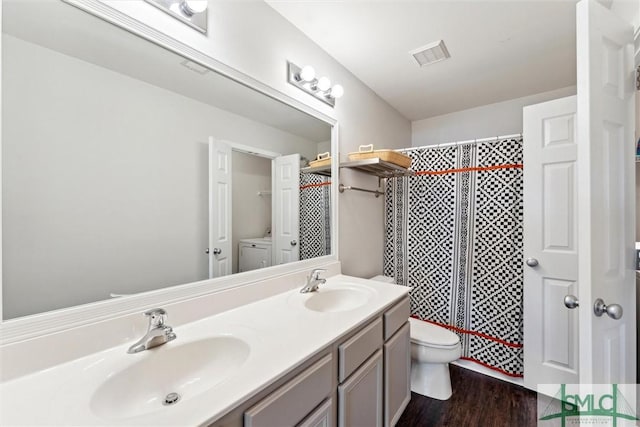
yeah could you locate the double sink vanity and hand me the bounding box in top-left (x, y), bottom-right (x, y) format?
top-left (0, 274), bottom-right (411, 426)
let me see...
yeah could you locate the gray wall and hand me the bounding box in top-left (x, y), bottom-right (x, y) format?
top-left (411, 86), bottom-right (577, 146)
top-left (2, 35), bottom-right (318, 318)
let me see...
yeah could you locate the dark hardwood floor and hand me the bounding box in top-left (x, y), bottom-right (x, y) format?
top-left (396, 365), bottom-right (537, 427)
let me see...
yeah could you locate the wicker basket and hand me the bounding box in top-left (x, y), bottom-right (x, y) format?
top-left (347, 144), bottom-right (411, 168)
top-left (308, 152), bottom-right (331, 168)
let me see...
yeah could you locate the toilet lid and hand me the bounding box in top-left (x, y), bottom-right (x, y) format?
top-left (409, 317), bottom-right (460, 346)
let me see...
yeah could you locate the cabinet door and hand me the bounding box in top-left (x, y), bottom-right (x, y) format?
top-left (298, 398), bottom-right (333, 427)
top-left (245, 354), bottom-right (333, 427)
top-left (384, 322), bottom-right (410, 427)
top-left (338, 349), bottom-right (383, 427)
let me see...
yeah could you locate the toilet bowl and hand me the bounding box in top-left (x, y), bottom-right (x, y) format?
top-left (369, 275), bottom-right (461, 400)
top-left (408, 317), bottom-right (461, 400)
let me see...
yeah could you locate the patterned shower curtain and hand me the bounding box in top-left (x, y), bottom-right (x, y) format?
top-left (384, 137), bottom-right (524, 377)
top-left (299, 173), bottom-right (331, 260)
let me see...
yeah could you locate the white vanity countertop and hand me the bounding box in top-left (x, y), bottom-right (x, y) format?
top-left (0, 275), bottom-right (409, 426)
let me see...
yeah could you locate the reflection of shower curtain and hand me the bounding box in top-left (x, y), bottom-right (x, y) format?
top-left (384, 137), bottom-right (524, 377)
top-left (299, 173), bottom-right (331, 260)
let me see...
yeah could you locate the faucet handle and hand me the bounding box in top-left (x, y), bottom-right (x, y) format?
top-left (144, 308), bottom-right (167, 327)
top-left (309, 268), bottom-right (327, 280)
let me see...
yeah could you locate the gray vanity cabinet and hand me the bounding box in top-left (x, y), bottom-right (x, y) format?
top-left (298, 398), bottom-right (333, 427)
top-left (384, 322), bottom-right (411, 427)
top-left (244, 354), bottom-right (333, 427)
top-left (210, 296), bottom-right (411, 427)
top-left (338, 349), bottom-right (384, 427)
top-left (383, 298), bottom-right (411, 427)
top-left (336, 318), bottom-right (384, 427)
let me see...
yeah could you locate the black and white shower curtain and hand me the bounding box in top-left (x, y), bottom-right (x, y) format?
top-left (299, 173), bottom-right (331, 260)
top-left (384, 137), bottom-right (524, 377)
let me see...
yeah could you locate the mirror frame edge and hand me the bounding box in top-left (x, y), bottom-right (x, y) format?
top-left (0, 0), bottom-right (340, 344)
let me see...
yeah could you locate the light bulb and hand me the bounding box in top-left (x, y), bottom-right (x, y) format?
top-left (330, 84), bottom-right (344, 99)
top-left (181, 0), bottom-right (207, 16)
top-left (317, 76), bottom-right (331, 92)
top-left (299, 65), bottom-right (316, 82)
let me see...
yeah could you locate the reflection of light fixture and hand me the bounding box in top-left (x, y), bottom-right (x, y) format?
top-left (287, 61), bottom-right (344, 107)
top-left (180, 0), bottom-right (207, 16)
top-left (145, 0), bottom-right (208, 33)
top-left (329, 84), bottom-right (344, 99)
top-left (299, 66), bottom-right (316, 82)
top-left (316, 76), bottom-right (331, 92)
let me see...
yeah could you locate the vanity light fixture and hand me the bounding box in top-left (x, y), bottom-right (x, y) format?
top-left (287, 62), bottom-right (344, 107)
top-left (145, 0), bottom-right (208, 34)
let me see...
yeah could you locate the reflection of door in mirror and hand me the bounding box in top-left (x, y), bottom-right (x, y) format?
top-left (209, 138), bottom-right (232, 278)
top-left (273, 154), bottom-right (301, 265)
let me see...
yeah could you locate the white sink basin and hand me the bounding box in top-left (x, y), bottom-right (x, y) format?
top-left (302, 285), bottom-right (374, 313)
top-left (90, 336), bottom-right (250, 421)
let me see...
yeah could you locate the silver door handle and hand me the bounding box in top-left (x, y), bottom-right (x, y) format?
top-left (593, 298), bottom-right (623, 320)
top-left (205, 248), bottom-right (210, 254)
top-left (526, 258), bottom-right (539, 267)
top-left (290, 240), bottom-right (297, 246)
top-left (212, 248), bottom-right (222, 255)
top-left (564, 295), bottom-right (579, 309)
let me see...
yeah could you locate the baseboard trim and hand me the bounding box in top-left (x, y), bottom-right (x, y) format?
top-left (451, 359), bottom-right (526, 389)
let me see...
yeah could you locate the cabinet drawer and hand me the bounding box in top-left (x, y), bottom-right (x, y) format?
top-left (244, 354), bottom-right (333, 427)
top-left (339, 318), bottom-right (383, 383)
top-left (383, 297), bottom-right (410, 341)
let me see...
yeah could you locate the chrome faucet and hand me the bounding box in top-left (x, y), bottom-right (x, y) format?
top-left (127, 308), bottom-right (177, 354)
top-left (300, 268), bottom-right (327, 293)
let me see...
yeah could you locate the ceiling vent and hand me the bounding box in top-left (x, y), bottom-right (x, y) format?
top-left (410, 40), bottom-right (450, 67)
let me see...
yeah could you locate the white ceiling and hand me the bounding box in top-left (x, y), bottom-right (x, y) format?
top-left (267, 0), bottom-right (579, 121)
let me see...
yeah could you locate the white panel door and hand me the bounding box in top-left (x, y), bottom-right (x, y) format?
top-left (208, 137), bottom-right (232, 278)
top-left (576, 0), bottom-right (635, 384)
top-left (273, 154), bottom-right (300, 265)
top-left (523, 96), bottom-right (580, 390)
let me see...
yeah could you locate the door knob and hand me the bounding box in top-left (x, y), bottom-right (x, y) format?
top-left (212, 248), bottom-right (222, 255)
top-left (526, 258), bottom-right (539, 267)
top-left (563, 295), bottom-right (579, 309)
top-left (290, 240), bottom-right (297, 246)
top-left (593, 298), bottom-right (623, 320)
top-left (205, 248), bottom-right (210, 254)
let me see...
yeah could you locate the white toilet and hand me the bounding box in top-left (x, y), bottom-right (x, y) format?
top-left (370, 275), bottom-right (462, 400)
top-left (407, 317), bottom-right (461, 400)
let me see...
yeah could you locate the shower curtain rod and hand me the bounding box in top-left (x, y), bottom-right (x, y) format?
top-left (399, 133), bottom-right (523, 152)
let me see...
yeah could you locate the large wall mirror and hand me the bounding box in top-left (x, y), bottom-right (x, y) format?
top-left (2, 0), bottom-right (335, 321)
